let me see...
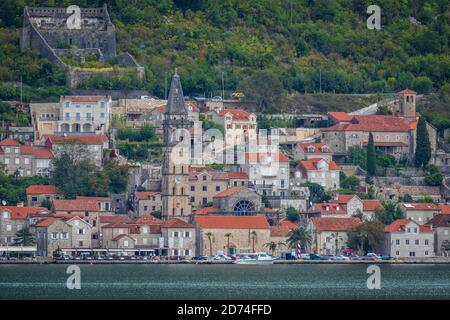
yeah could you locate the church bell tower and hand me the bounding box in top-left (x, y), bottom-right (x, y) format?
top-left (161, 71), bottom-right (193, 221)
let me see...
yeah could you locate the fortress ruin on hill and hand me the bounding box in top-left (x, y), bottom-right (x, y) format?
top-left (20, 4), bottom-right (144, 88)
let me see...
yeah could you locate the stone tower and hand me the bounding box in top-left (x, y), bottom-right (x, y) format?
top-left (161, 72), bottom-right (193, 222)
top-left (397, 88), bottom-right (417, 123)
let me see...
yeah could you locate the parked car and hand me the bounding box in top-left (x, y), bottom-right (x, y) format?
top-left (309, 253), bottom-right (325, 260)
top-left (350, 255), bottom-right (363, 260)
top-left (322, 254), bottom-right (337, 260)
top-left (335, 255), bottom-right (350, 261)
top-left (366, 253), bottom-right (381, 260)
top-left (213, 254), bottom-right (232, 261)
top-left (192, 255), bottom-right (209, 261)
top-left (380, 255), bottom-right (393, 260)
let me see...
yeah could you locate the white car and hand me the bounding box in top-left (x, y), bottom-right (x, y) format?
top-left (366, 253), bottom-right (381, 259)
top-left (213, 254), bottom-right (232, 260)
top-left (335, 255), bottom-right (350, 261)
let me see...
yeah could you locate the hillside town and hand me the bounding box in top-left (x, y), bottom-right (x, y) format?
top-left (1, 72), bottom-right (449, 262)
top-left (0, 3), bottom-right (448, 264)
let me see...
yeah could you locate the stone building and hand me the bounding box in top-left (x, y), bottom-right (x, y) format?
top-left (26, 185), bottom-right (63, 207)
top-left (20, 5), bottom-right (143, 88)
top-left (399, 203), bottom-right (441, 225)
top-left (133, 191), bottom-right (162, 216)
top-left (34, 218), bottom-right (71, 257)
top-left (294, 143), bottom-right (333, 161)
top-left (307, 217), bottom-right (362, 255)
top-left (294, 158), bottom-right (340, 190)
top-left (0, 138), bottom-right (53, 176)
top-left (426, 214), bottom-right (450, 257)
top-left (194, 215), bottom-right (271, 256)
top-left (321, 89), bottom-right (437, 164)
top-left (241, 152), bottom-right (290, 196)
top-left (161, 72), bottom-right (193, 222)
top-left (160, 218), bottom-right (196, 258)
top-left (0, 206), bottom-right (48, 245)
top-left (383, 219), bottom-right (434, 258)
top-left (212, 186), bottom-right (264, 215)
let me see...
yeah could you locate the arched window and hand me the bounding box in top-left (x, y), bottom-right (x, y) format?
top-left (233, 200), bottom-right (256, 216)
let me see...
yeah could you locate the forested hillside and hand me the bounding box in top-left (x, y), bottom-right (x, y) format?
top-left (0, 0), bottom-right (448, 111)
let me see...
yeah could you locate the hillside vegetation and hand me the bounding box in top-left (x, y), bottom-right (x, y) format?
top-left (0, 0), bottom-right (448, 113)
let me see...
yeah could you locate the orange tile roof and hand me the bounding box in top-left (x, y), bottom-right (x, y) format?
top-left (62, 95), bottom-right (109, 103)
top-left (214, 186), bottom-right (242, 198)
top-left (362, 199), bottom-right (384, 212)
top-left (270, 226), bottom-right (291, 237)
top-left (398, 88), bottom-right (417, 95)
top-left (26, 185), bottom-right (62, 195)
top-left (219, 109), bottom-right (252, 120)
top-left (135, 192), bottom-right (160, 200)
top-left (400, 203), bottom-right (441, 211)
top-left (280, 220), bottom-right (299, 230)
top-left (19, 146), bottom-right (53, 158)
top-left (161, 218), bottom-right (194, 228)
top-left (245, 152), bottom-right (289, 162)
top-left (0, 138), bottom-right (20, 146)
top-left (384, 219), bottom-right (431, 233)
top-left (34, 217), bottom-right (59, 227)
top-left (299, 143), bottom-right (333, 154)
top-left (300, 158), bottom-right (339, 171)
top-left (333, 195), bottom-right (358, 204)
top-left (438, 205), bottom-right (450, 214)
top-left (426, 214), bottom-right (450, 228)
top-left (194, 207), bottom-right (221, 215)
top-left (51, 213), bottom-right (84, 219)
top-left (46, 135), bottom-right (107, 145)
top-left (112, 234), bottom-right (135, 242)
top-left (311, 217), bottom-right (361, 231)
top-left (226, 172), bottom-right (249, 180)
top-left (0, 206), bottom-right (48, 220)
top-left (310, 203), bottom-right (347, 215)
top-left (322, 115), bottom-right (413, 133)
top-left (328, 112), bottom-right (353, 122)
top-left (53, 199), bottom-right (100, 212)
top-left (75, 196), bottom-right (111, 202)
top-left (131, 215), bottom-right (163, 225)
top-left (195, 215), bottom-right (270, 229)
top-left (100, 215), bottom-right (130, 224)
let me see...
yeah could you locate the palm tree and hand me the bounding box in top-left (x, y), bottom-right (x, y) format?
top-left (14, 228), bottom-right (35, 246)
top-left (205, 232), bottom-right (214, 256)
top-left (250, 231), bottom-right (257, 253)
top-left (264, 241), bottom-right (277, 256)
top-left (224, 233), bottom-right (232, 254)
top-left (287, 228), bottom-right (312, 251)
top-left (331, 232), bottom-right (343, 255)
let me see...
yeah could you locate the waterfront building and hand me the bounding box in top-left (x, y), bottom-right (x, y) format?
top-left (34, 218), bottom-right (71, 257)
top-left (0, 138), bottom-right (53, 176)
top-left (133, 191), bottom-right (162, 217)
top-left (330, 195), bottom-right (384, 220)
top-left (307, 217), bottom-right (362, 255)
top-left (194, 215), bottom-right (271, 256)
top-left (160, 218), bottom-right (196, 258)
top-left (269, 220), bottom-right (298, 256)
top-left (0, 206), bottom-right (48, 245)
top-left (383, 219), bottom-right (434, 258)
top-left (426, 214), bottom-right (450, 257)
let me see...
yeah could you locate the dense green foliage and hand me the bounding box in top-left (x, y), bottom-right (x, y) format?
top-left (375, 201), bottom-right (405, 225)
top-left (303, 182), bottom-right (331, 203)
top-left (414, 116), bottom-right (432, 168)
top-left (424, 164), bottom-right (443, 186)
top-left (0, 101), bottom-right (30, 126)
top-left (339, 171), bottom-right (360, 191)
top-left (347, 220), bottom-right (385, 254)
top-left (115, 125), bottom-right (161, 161)
top-left (0, 0), bottom-right (448, 106)
top-left (366, 132), bottom-right (376, 178)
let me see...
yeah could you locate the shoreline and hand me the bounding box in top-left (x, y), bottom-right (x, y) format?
top-left (1, 259), bottom-right (450, 265)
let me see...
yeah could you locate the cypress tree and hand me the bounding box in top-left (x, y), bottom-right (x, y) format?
top-left (366, 132), bottom-right (376, 177)
top-left (414, 116), bottom-right (431, 168)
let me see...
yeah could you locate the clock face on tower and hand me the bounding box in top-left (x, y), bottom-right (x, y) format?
top-left (175, 176), bottom-right (182, 184)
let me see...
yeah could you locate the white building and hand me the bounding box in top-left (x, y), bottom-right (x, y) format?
top-left (294, 158), bottom-right (340, 190)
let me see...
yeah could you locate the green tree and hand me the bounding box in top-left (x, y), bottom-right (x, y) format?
top-left (224, 233), bottom-right (232, 254)
top-left (375, 201), bottom-right (405, 225)
top-left (205, 232), bottom-right (214, 256)
top-left (366, 132), bottom-right (376, 179)
top-left (414, 117), bottom-right (431, 168)
top-left (347, 220), bottom-right (385, 255)
top-left (40, 198), bottom-right (53, 210)
top-left (14, 227), bottom-right (35, 246)
top-left (286, 206), bottom-right (299, 222)
top-left (303, 182), bottom-right (331, 203)
top-left (287, 228), bottom-right (312, 251)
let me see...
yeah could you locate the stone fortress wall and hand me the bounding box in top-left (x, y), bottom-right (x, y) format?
top-left (20, 4), bottom-right (144, 88)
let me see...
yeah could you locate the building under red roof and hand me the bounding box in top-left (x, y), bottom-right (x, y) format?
top-left (426, 214), bottom-right (450, 228)
top-left (19, 145), bottom-right (53, 158)
top-left (34, 217), bottom-right (58, 227)
top-left (362, 199), bottom-right (384, 212)
top-left (0, 206), bottom-right (48, 220)
top-left (62, 95), bottom-right (110, 103)
top-left (439, 205), bottom-right (450, 215)
top-left (26, 185), bottom-right (62, 195)
top-left (310, 203), bottom-right (347, 215)
top-left (161, 218), bottom-right (194, 228)
top-left (322, 115), bottom-right (415, 133)
top-left (398, 88), bottom-right (417, 95)
top-left (194, 207), bottom-right (221, 215)
top-left (131, 215), bottom-right (163, 225)
top-left (214, 186), bottom-right (242, 198)
top-left (44, 134), bottom-right (107, 147)
top-left (0, 138), bottom-right (20, 146)
top-left (218, 109), bottom-right (252, 121)
top-left (299, 158), bottom-right (339, 171)
top-left (384, 219), bottom-right (432, 233)
top-left (100, 215), bottom-right (130, 224)
top-left (328, 112), bottom-right (353, 123)
top-left (298, 143), bottom-right (333, 154)
top-left (245, 152), bottom-right (289, 162)
top-left (53, 199), bottom-right (101, 212)
top-left (310, 217), bottom-right (361, 231)
top-left (195, 215), bottom-right (270, 229)
top-left (400, 203), bottom-right (441, 211)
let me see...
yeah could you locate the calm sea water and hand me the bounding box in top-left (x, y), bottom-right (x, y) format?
top-left (0, 264), bottom-right (449, 299)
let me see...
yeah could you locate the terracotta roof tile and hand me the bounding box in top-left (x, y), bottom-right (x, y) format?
top-left (214, 186), bottom-right (242, 198)
top-left (0, 206), bottom-right (48, 220)
top-left (194, 207), bottom-right (221, 215)
top-left (195, 215), bottom-right (270, 229)
top-left (0, 138), bottom-right (20, 146)
top-left (26, 185), bottom-right (62, 195)
top-left (328, 112), bottom-right (353, 122)
top-left (53, 199), bottom-right (100, 212)
top-left (362, 199), bottom-right (384, 212)
top-left (426, 214), bottom-right (450, 228)
top-left (438, 205), bottom-right (450, 214)
top-left (45, 135), bottom-right (107, 145)
top-left (19, 146), bottom-right (53, 158)
top-left (311, 217), bottom-right (361, 231)
top-left (270, 226), bottom-right (291, 237)
top-left (112, 234), bottom-right (135, 242)
top-left (245, 152), bottom-right (289, 162)
top-left (135, 192), bottom-right (160, 200)
top-left (62, 95), bottom-right (109, 103)
top-left (299, 143), bottom-right (333, 154)
top-left (398, 88), bottom-right (417, 95)
top-left (100, 215), bottom-right (130, 224)
top-left (219, 109), bottom-right (252, 120)
top-left (400, 203), bottom-right (441, 211)
top-left (161, 218), bottom-right (194, 228)
top-left (384, 219), bottom-right (432, 233)
top-left (300, 158), bottom-right (339, 171)
top-left (34, 217), bottom-right (59, 227)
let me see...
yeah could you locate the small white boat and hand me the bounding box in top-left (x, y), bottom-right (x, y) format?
top-left (235, 252), bottom-right (274, 264)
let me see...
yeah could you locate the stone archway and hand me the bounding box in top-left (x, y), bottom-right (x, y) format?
top-left (233, 200), bottom-right (256, 216)
top-left (60, 123), bottom-right (70, 132)
top-left (82, 123), bottom-right (92, 132)
top-left (72, 123), bottom-right (81, 132)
